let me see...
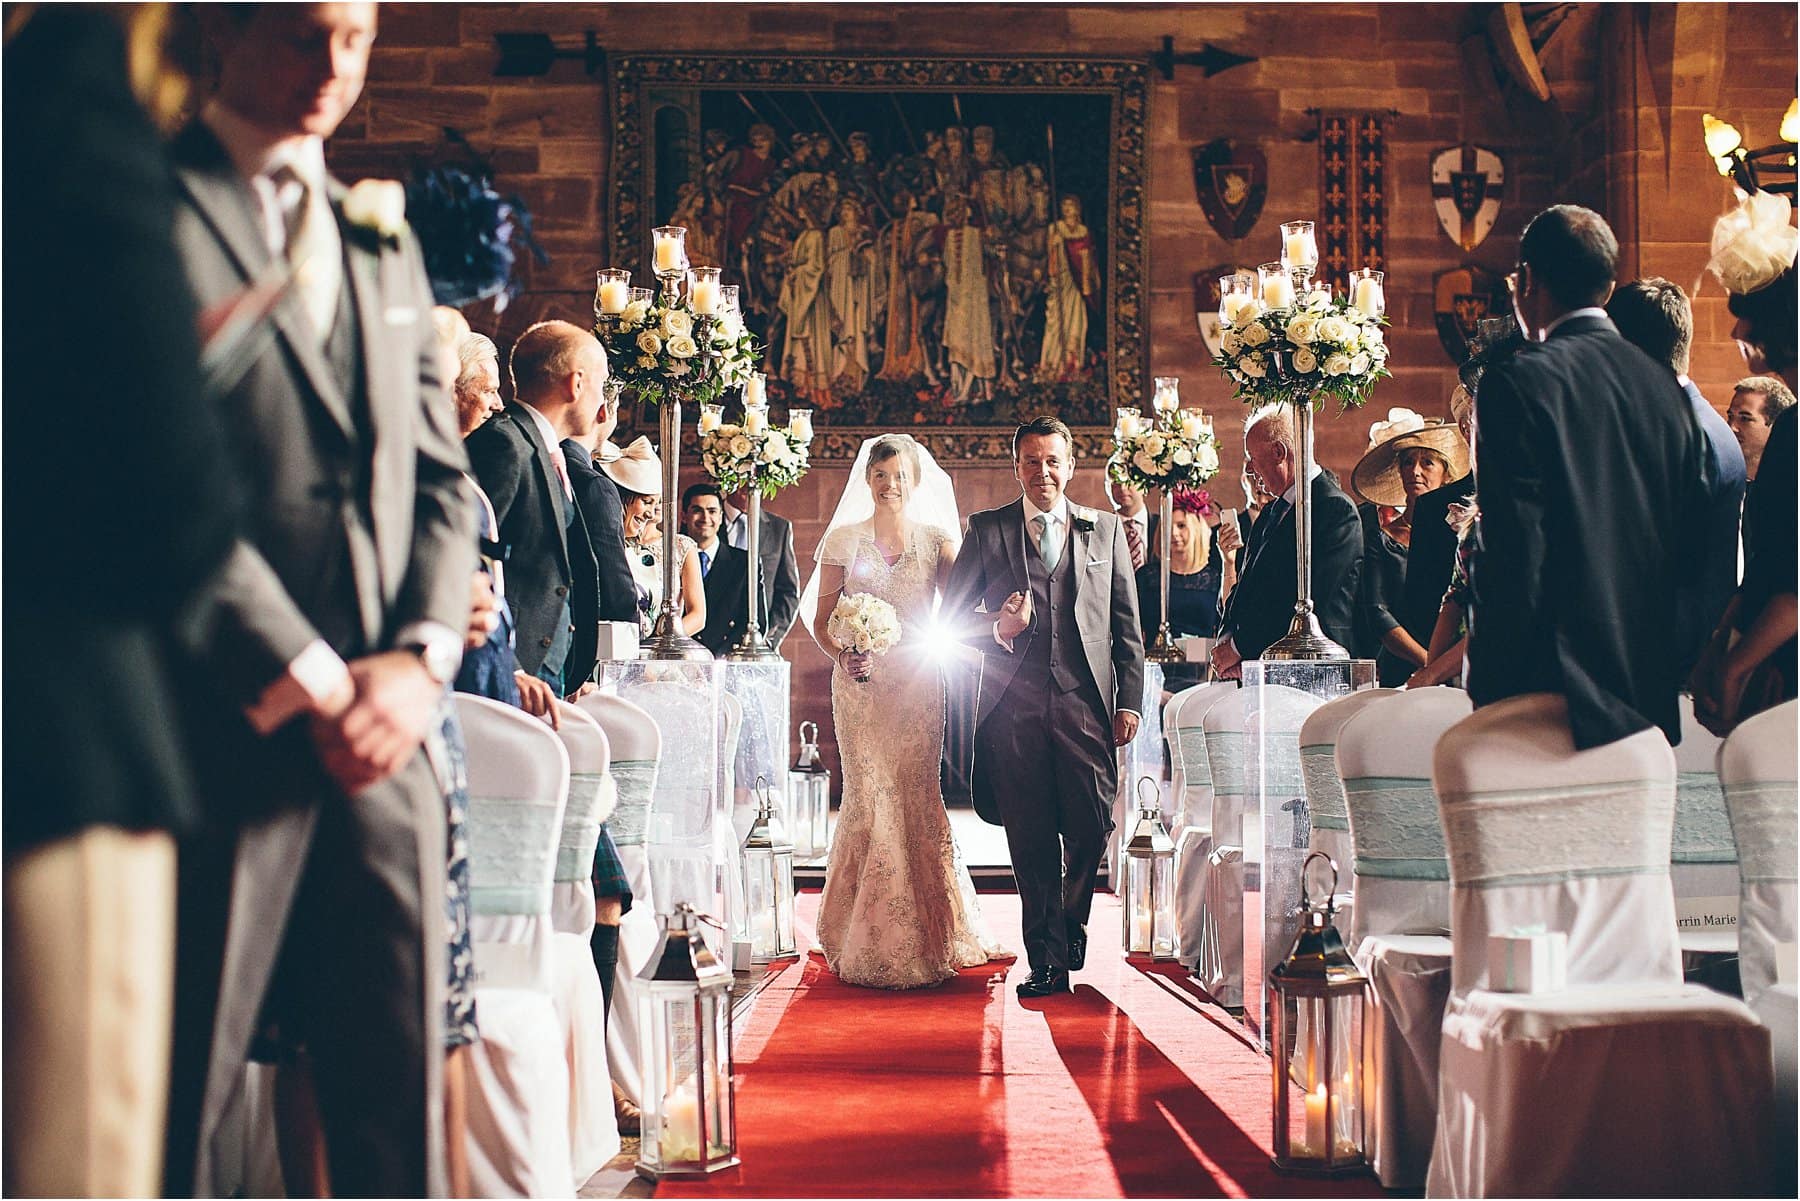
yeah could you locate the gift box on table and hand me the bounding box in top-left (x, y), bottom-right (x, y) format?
top-left (1486, 928), bottom-right (1569, 994)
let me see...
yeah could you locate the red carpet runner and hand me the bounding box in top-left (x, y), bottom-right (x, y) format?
top-left (662, 891), bottom-right (1385, 1198)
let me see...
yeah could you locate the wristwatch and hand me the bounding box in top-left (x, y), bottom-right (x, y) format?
top-left (402, 636), bottom-right (460, 686)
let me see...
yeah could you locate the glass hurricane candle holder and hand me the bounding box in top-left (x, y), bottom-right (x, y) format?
top-left (1152, 376), bottom-right (1181, 413)
top-left (629, 286), bottom-right (655, 306)
top-left (687, 266), bottom-right (722, 316)
top-left (596, 268), bottom-right (631, 318)
top-left (1348, 268), bottom-right (1385, 319)
top-left (1280, 220), bottom-right (1319, 276)
top-left (1120, 777), bottom-right (1177, 959)
top-left (651, 225), bottom-right (689, 279)
top-left (1259, 261), bottom-right (1297, 310)
top-left (720, 284), bottom-right (741, 315)
top-left (1220, 272), bottom-right (1258, 326)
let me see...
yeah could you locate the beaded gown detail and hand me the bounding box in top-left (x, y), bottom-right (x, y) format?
top-left (815, 521), bottom-right (1010, 989)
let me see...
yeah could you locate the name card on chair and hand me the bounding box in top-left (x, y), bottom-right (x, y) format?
top-left (1487, 929), bottom-right (1568, 994)
top-left (1674, 895), bottom-right (1740, 932)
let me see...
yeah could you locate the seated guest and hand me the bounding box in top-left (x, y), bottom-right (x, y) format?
top-left (722, 488), bottom-right (802, 647)
top-left (1107, 473), bottom-right (1156, 571)
top-left (685, 482), bottom-right (757, 655)
top-left (1350, 409), bottom-right (1469, 685)
top-left (465, 320), bottom-right (607, 698)
top-left (1211, 405), bottom-right (1363, 678)
top-left (605, 438), bottom-right (706, 638)
top-left (1467, 204), bottom-right (1706, 749)
top-left (1607, 277), bottom-right (1747, 677)
top-left (1135, 486), bottom-right (1220, 690)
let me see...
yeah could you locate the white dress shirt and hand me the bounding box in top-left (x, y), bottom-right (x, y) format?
top-left (1536, 305), bottom-right (1610, 343)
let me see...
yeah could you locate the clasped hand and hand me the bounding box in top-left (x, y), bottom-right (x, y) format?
top-left (996, 590), bottom-right (1033, 641)
top-left (310, 651), bottom-right (442, 794)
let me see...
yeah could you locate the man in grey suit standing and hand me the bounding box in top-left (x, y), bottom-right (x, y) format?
top-left (166, 5), bottom-right (474, 1194)
top-left (943, 416), bottom-right (1146, 997)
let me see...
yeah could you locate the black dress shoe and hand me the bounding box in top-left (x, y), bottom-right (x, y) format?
top-left (1066, 922), bottom-right (1088, 971)
top-left (1016, 966), bottom-right (1071, 998)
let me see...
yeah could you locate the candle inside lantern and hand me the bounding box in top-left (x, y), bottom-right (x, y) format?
top-left (652, 227), bottom-right (687, 274)
top-left (744, 372), bottom-right (767, 407)
top-left (596, 268), bottom-right (630, 315)
top-left (688, 267), bottom-right (722, 315)
top-left (788, 408), bottom-right (813, 442)
top-left (661, 1082), bottom-right (703, 1164)
top-left (1131, 905), bottom-right (1153, 953)
top-left (1303, 1084), bottom-right (1330, 1157)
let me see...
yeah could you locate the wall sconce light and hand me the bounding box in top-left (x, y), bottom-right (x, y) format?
top-left (1703, 106), bottom-right (1798, 200)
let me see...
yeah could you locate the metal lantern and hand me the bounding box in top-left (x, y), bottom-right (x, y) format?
top-left (1120, 776), bottom-right (1177, 960)
top-left (1269, 851), bottom-right (1367, 1177)
top-left (787, 720), bottom-right (832, 860)
top-left (635, 902), bottom-right (738, 1180)
top-left (740, 776), bottom-right (797, 964)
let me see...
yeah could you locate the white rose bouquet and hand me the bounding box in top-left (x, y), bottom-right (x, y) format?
top-left (1107, 407), bottom-right (1222, 493)
top-left (826, 592), bottom-right (902, 683)
top-left (593, 291), bottom-right (759, 407)
top-left (1215, 285), bottom-right (1389, 410)
top-left (699, 413), bottom-right (811, 498)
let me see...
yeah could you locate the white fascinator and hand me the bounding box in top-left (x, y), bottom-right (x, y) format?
top-left (1707, 189), bottom-right (1799, 296)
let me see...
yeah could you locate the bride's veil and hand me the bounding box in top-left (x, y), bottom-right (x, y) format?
top-left (800, 433), bottom-right (963, 649)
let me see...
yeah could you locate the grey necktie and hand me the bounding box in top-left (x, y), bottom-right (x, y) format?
top-left (1035, 513), bottom-right (1061, 571)
top-left (271, 165), bottom-right (340, 344)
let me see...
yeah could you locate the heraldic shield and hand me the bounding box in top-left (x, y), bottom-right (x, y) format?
top-left (1192, 139), bottom-right (1267, 242)
top-left (1431, 144), bottom-right (1504, 252)
top-left (1194, 264), bottom-right (1255, 360)
top-left (1433, 264), bottom-right (1509, 363)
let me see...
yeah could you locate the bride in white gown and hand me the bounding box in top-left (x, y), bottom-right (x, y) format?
top-left (805, 434), bottom-right (1012, 989)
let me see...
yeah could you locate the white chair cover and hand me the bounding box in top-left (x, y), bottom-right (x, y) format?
top-left (549, 702), bottom-right (622, 1183)
top-left (1169, 683), bottom-right (1239, 971)
top-left (574, 692), bottom-right (661, 1108)
top-left (1427, 693), bottom-right (1772, 1198)
top-left (1191, 688), bottom-right (1246, 1004)
top-left (1671, 696), bottom-right (1740, 956)
top-left (1335, 687), bottom-right (1466, 1189)
top-left (456, 695), bottom-right (576, 1199)
top-left (1299, 687), bottom-right (1398, 939)
top-left (1162, 685), bottom-right (1207, 828)
top-left (1719, 699), bottom-right (1798, 1006)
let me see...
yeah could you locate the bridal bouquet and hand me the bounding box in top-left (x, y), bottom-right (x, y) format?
top-left (1216, 286), bottom-right (1389, 411)
top-left (699, 409), bottom-right (812, 498)
top-left (593, 296), bottom-right (758, 407)
top-left (827, 593), bottom-right (902, 683)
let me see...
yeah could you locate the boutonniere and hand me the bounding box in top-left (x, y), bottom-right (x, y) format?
top-left (341, 179), bottom-right (408, 243)
top-left (1070, 505), bottom-right (1097, 531)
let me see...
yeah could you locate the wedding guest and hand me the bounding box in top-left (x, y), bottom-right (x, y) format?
top-left (465, 320), bottom-right (606, 698)
top-left (451, 328), bottom-right (504, 436)
top-left (1727, 375), bottom-right (1796, 486)
top-left (1134, 487), bottom-right (1220, 690)
top-left (1608, 277), bottom-right (1746, 677)
top-left (1467, 205), bottom-right (1705, 749)
top-left (1396, 384), bottom-right (1482, 671)
top-left (609, 438), bottom-right (706, 637)
top-left (561, 381), bottom-right (642, 627)
top-left (1106, 474), bottom-right (1155, 571)
top-left (723, 489), bottom-right (802, 645)
top-left (4, 7), bottom-right (245, 1195)
top-left (686, 482), bottom-right (756, 655)
top-left (1211, 405), bottom-right (1362, 678)
top-left (162, 5), bottom-right (476, 1194)
top-left (1351, 411), bottom-right (1467, 685)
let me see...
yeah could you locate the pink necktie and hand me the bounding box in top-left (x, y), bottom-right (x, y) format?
top-left (549, 447), bottom-right (573, 501)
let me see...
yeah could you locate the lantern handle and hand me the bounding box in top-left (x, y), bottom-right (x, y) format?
top-left (799, 719), bottom-right (818, 745)
top-left (753, 773), bottom-right (778, 815)
top-left (1298, 849), bottom-right (1340, 914)
top-left (1136, 775), bottom-right (1160, 812)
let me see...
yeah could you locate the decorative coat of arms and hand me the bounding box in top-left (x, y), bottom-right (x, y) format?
top-left (1430, 145), bottom-right (1504, 252)
top-left (1193, 265), bottom-right (1254, 360)
top-left (1433, 264), bottom-right (1510, 364)
top-left (1192, 139), bottom-right (1267, 242)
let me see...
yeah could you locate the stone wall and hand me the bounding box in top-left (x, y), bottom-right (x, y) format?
top-left (323, 2), bottom-right (1794, 773)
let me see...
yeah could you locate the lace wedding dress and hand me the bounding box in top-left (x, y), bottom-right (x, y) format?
top-left (815, 520), bottom-right (1011, 989)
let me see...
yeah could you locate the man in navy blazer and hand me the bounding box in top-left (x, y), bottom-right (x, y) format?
top-left (1468, 206), bottom-right (1708, 749)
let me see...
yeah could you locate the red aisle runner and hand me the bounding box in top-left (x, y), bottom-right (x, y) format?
top-left (661, 892), bottom-right (1384, 1199)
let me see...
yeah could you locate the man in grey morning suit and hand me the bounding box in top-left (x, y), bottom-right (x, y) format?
top-left (943, 416), bottom-right (1147, 998)
top-left (165, 5), bottom-right (473, 1194)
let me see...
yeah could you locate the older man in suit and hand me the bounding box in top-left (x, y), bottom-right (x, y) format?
top-left (1470, 206), bottom-right (1708, 748)
top-left (465, 320), bottom-right (608, 697)
top-left (1211, 407), bottom-right (1363, 677)
top-left (164, 5), bottom-right (475, 1195)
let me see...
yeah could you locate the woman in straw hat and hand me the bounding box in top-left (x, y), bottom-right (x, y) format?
top-left (1349, 408), bottom-right (1471, 685)
top-left (602, 436), bottom-right (707, 638)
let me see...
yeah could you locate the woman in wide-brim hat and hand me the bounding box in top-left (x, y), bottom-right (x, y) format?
top-left (602, 436), bottom-right (707, 637)
top-left (1350, 411), bottom-right (1472, 684)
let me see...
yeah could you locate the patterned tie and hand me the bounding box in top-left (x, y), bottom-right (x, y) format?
top-left (272, 165), bottom-right (340, 345)
top-left (1123, 514), bottom-right (1146, 570)
top-left (1036, 513), bottom-right (1061, 572)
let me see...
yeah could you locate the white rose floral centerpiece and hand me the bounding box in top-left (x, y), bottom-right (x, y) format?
top-left (1106, 377), bottom-right (1222, 494)
top-left (698, 387), bottom-right (813, 499)
top-left (1215, 282), bottom-right (1389, 410)
top-left (592, 290), bottom-right (758, 408)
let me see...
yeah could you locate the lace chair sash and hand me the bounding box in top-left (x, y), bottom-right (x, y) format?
top-left (1205, 730), bottom-right (1248, 796)
top-left (1672, 771), bottom-right (1737, 865)
top-left (1343, 776), bottom-right (1449, 881)
top-left (608, 759), bottom-right (657, 847)
top-left (1726, 780), bottom-right (1799, 883)
top-left (1302, 744), bottom-right (1349, 832)
top-left (1439, 779), bottom-right (1674, 889)
top-left (468, 797), bottom-right (562, 916)
top-left (1176, 729), bottom-right (1212, 788)
top-left (556, 772), bottom-right (611, 883)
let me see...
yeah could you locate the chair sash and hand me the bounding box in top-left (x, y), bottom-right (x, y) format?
top-left (1673, 771), bottom-right (1736, 864)
top-left (1344, 776), bottom-right (1449, 883)
top-left (1440, 778), bottom-right (1674, 889)
top-left (608, 759), bottom-right (657, 848)
top-left (468, 797), bottom-right (563, 917)
top-left (1727, 778), bottom-right (1799, 1005)
top-left (1175, 727), bottom-right (1212, 829)
top-left (555, 771), bottom-right (611, 883)
top-left (1302, 744), bottom-right (1349, 833)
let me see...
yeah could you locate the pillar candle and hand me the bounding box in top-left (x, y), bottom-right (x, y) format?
top-left (1263, 273), bottom-right (1295, 309)
top-left (597, 279), bottom-right (628, 314)
top-left (744, 406), bottom-right (769, 435)
top-left (653, 232), bottom-right (684, 273)
top-left (788, 409), bottom-right (813, 441)
top-left (744, 373), bottom-right (766, 407)
top-left (1353, 277), bottom-right (1384, 317)
top-left (1285, 233), bottom-right (1316, 266)
top-left (1303, 1085), bottom-right (1330, 1157)
top-left (690, 276), bottom-right (720, 314)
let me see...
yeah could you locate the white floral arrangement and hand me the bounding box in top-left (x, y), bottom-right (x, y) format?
top-left (593, 297), bottom-right (758, 407)
top-left (1107, 409), bottom-right (1222, 493)
top-left (1215, 286), bottom-right (1390, 410)
top-left (699, 412), bottom-right (811, 498)
top-left (826, 592), bottom-right (902, 682)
